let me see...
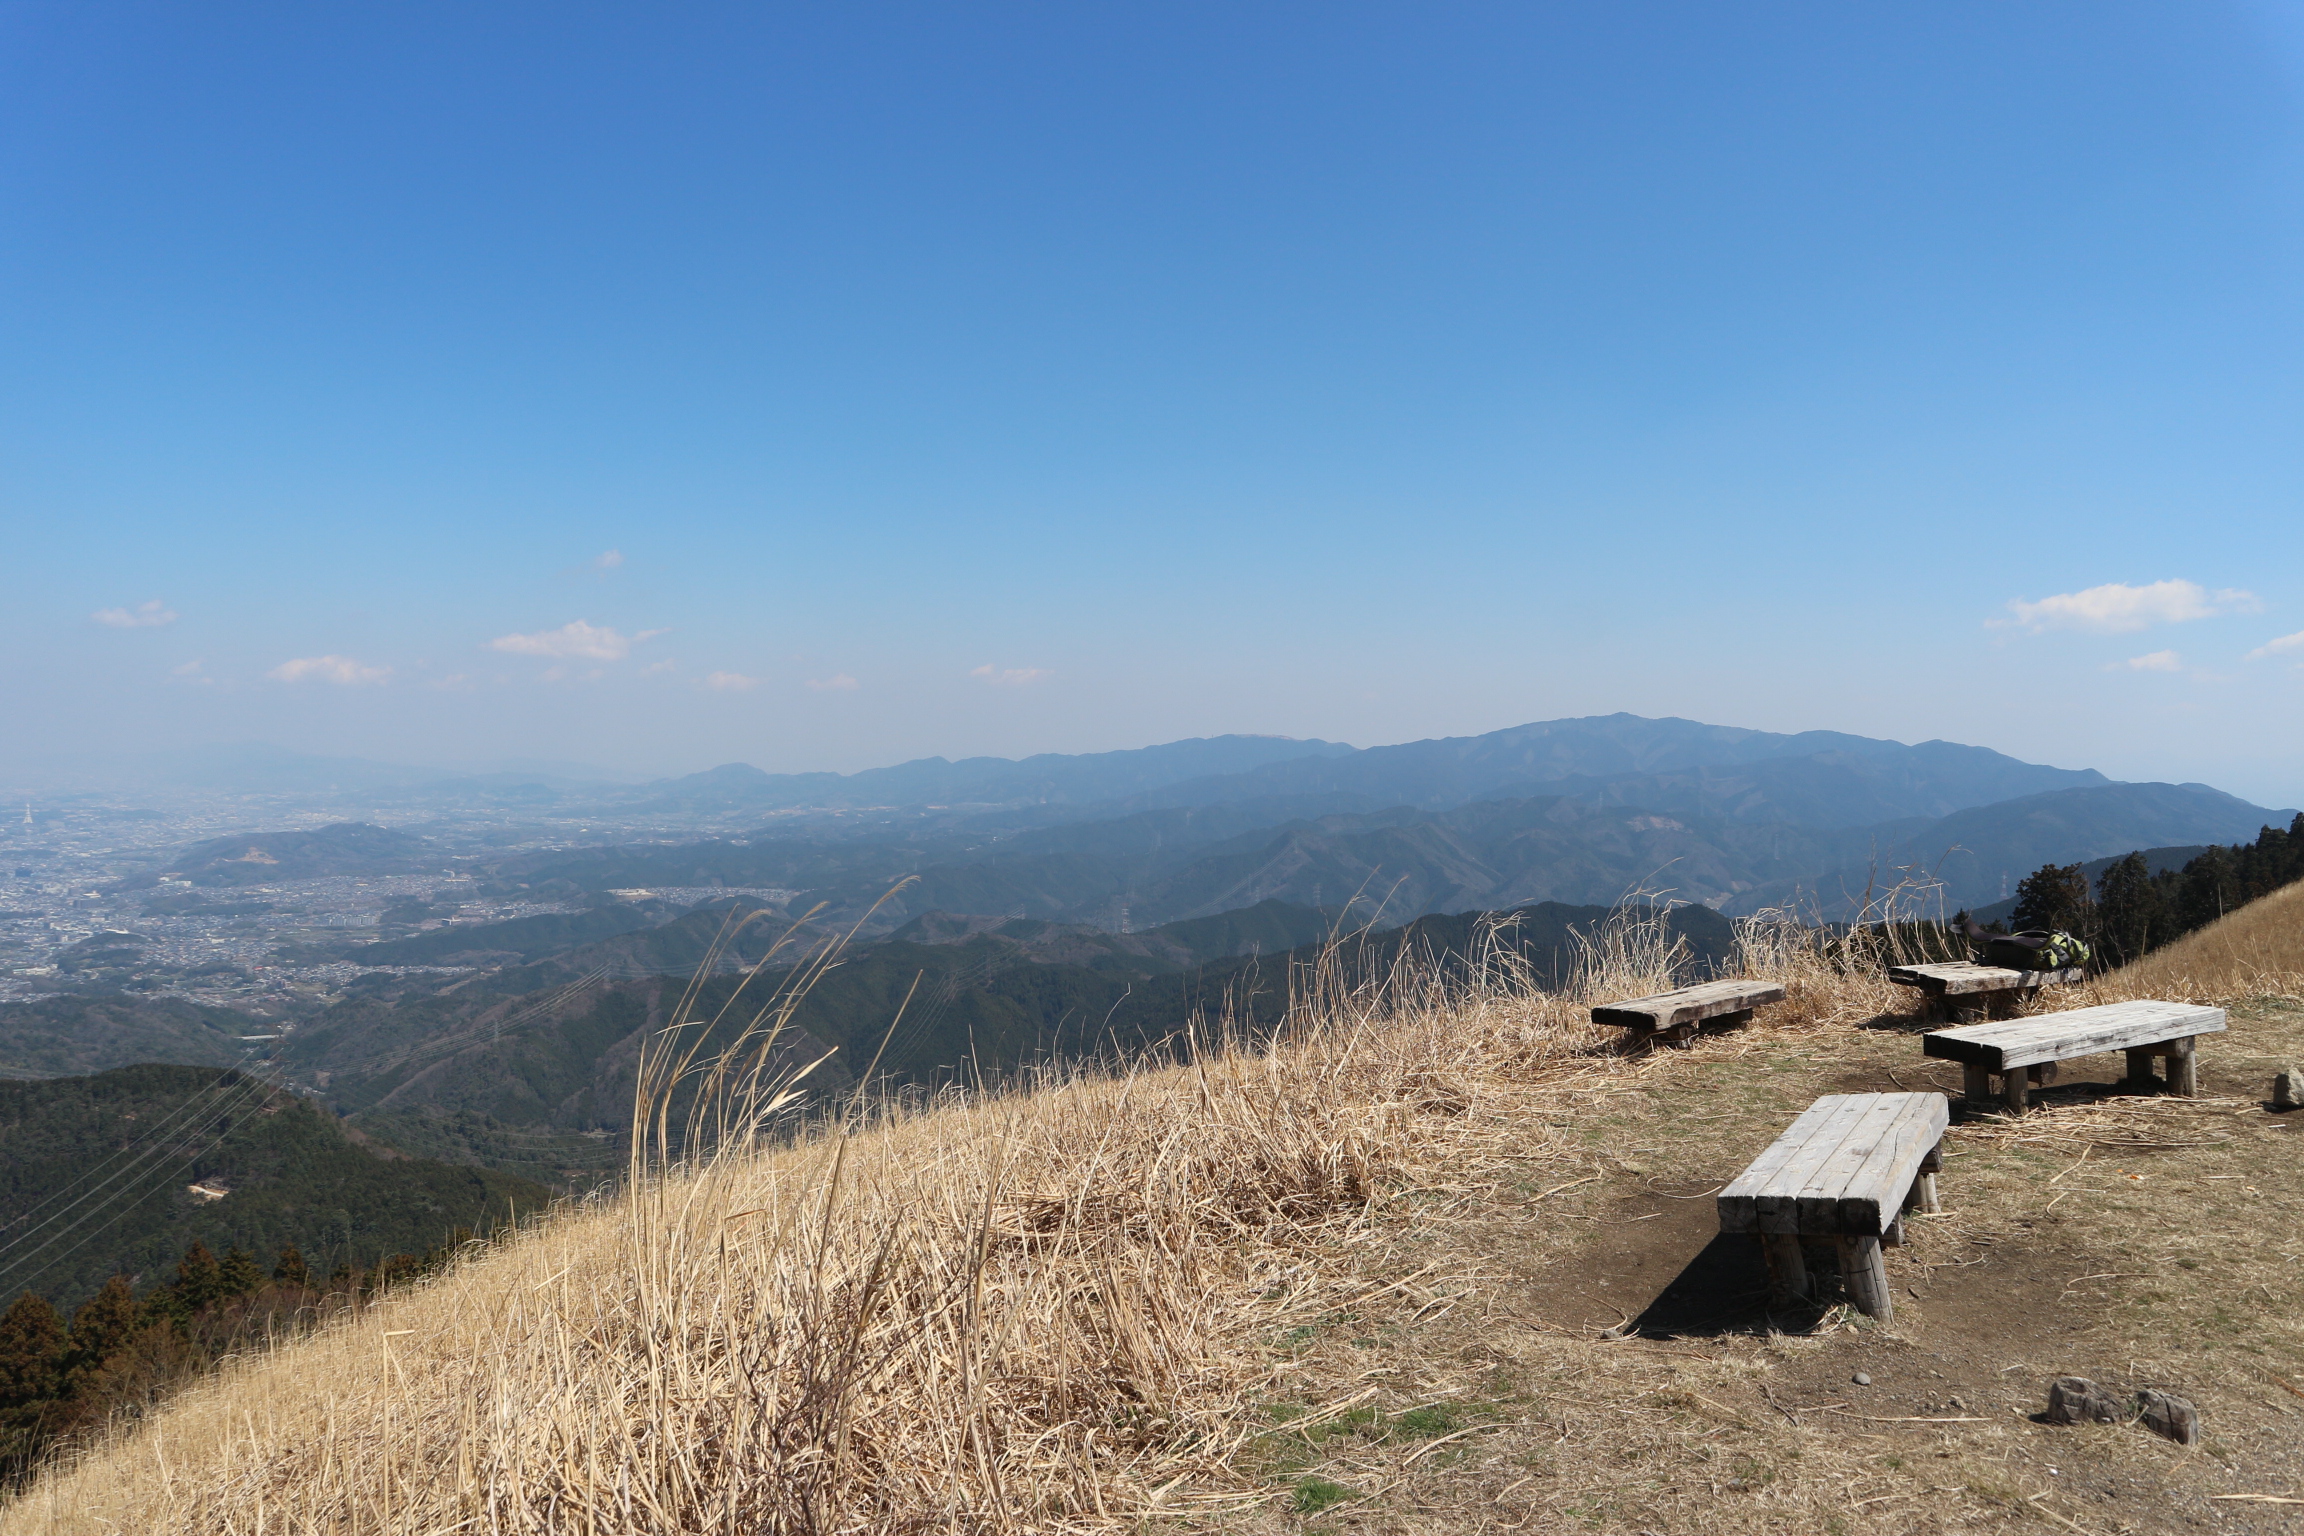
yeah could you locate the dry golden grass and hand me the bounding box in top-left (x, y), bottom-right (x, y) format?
top-left (2103, 877), bottom-right (2304, 1002)
top-left (6, 892), bottom-right (2300, 1535)
top-left (0, 911), bottom-right (1646, 1535)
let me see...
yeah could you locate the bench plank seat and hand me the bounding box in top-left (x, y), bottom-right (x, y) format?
top-left (1888, 961), bottom-right (2085, 997)
top-left (1591, 979), bottom-right (1785, 1033)
top-left (1719, 1093), bottom-right (1948, 1238)
top-left (1923, 1000), bottom-right (2225, 1071)
top-left (1717, 1092), bottom-right (1948, 1321)
top-left (1925, 998), bottom-right (2224, 1110)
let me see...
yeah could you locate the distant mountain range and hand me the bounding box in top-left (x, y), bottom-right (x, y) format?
top-left (38, 709), bottom-right (2300, 1216)
top-left (121, 714), bottom-right (2295, 925)
top-left (615, 734), bottom-right (1359, 816)
top-left (1768, 783), bottom-right (2288, 915)
top-left (85, 714), bottom-right (2118, 830)
top-left (596, 714), bottom-right (2111, 830)
top-left (1107, 717), bottom-right (2110, 824)
top-left (487, 780), bottom-right (2283, 925)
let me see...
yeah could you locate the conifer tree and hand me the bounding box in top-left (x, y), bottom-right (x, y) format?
top-left (217, 1248), bottom-right (264, 1299)
top-left (2094, 852), bottom-right (2165, 966)
top-left (171, 1242), bottom-right (222, 1314)
top-left (0, 1294), bottom-right (65, 1412)
top-left (64, 1277), bottom-right (137, 1380)
top-left (2010, 862), bottom-right (2092, 938)
top-left (2175, 845), bottom-right (2237, 933)
top-left (272, 1244), bottom-right (311, 1288)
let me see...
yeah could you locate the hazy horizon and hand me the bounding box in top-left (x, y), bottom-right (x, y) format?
top-left (6, 5), bottom-right (2302, 806)
top-left (5, 712), bottom-right (2297, 815)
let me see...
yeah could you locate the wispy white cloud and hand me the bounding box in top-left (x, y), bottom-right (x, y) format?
top-left (594, 549), bottom-right (625, 570)
top-left (703, 670), bottom-right (759, 692)
top-left (2245, 630), bottom-right (2304, 662)
top-left (92, 600), bottom-right (178, 629)
top-left (806, 673), bottom-right (859, 691)
top-left (269, 654), bottom-right (391, 685)
top-left (969, 663), bottom-right (1051, 687)
top-left (487, 619), bottom-right (666, 661)
top-left (169, 659), bottom-right (213, 687)
top-left (2108, 650), bottom-right (2182, 673)
top-left (1996, 579), bottom-right (2257, 634)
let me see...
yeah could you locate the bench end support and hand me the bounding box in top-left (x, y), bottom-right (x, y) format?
top-left (1837, 1236), bottom-right (1894, 1322)
top-left (1760, 1234), bottom-right (1807, 1306)
top-left (2167, 1035), bottom-right (2199, 1096)
top-left (2000, 1067), bottom-right (2029, 1114)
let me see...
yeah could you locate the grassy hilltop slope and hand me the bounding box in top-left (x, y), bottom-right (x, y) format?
top-left (0, 1065), bottom-right (547, 1309)
top-left (11, 872), bottom-right (2301, 1534)
top-left (2114, 871), bottom-right (2304, 993)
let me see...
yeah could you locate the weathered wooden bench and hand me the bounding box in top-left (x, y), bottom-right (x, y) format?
top-left (1717, 1092), bottom-right (1948, 1321)
top-left (1923, 999), bottom-right (2227, 1112)
top-left (1590, 979), bottom-right (1786, 1047)
top-left (1888, 961), bottom-right (2084, 1022)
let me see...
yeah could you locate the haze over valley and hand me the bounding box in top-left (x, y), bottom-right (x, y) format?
top-left (3, 711), bottom-right (2290, 1242)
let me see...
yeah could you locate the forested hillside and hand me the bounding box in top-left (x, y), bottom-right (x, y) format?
top-left (0, 995), bottom-right (258, 1079)
top-left (0, 1066), bottom-right (547, 1308)
top-left (1996, 811), bottom-right (2304, 967)
top-left (278, 899), bottom-right (1731, 1186)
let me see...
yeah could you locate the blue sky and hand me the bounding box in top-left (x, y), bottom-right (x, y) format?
top-left (4, 3), bottom-right (2302, 803)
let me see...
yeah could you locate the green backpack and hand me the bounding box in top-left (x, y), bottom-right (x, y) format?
top-left (1981, 929), bottom-right (2091, 972)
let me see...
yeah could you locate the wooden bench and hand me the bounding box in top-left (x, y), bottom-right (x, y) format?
top-left (1923, 999), bottom-right (2227, 1113)
top-left (1717, 1092), bottom-right (1948, 1321)
top-left (1888, 961), bottom-right (2084, 1022)
top-left (1591, 979), bottom-right (1786, 1047)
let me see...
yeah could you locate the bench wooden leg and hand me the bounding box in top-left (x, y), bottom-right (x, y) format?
top-left (1914, 1140), bottom-right (1942, 1214)
top-left (1704, 1009), bottom-right (1754, 1033)
top-left (1760, 1234), bottom-right (1807, 1305)
top-left (1837, 1236), bottom-right (1893, 1322)
top-left (2166, 1036), bottom-right (2198, 1096)
top-left (1999, 1067), bottom-right (2029, 1114)
top-left (1962, 1063), bottom-right (1991, 1103)
top-left (2125, 1048), bottom-right (2160, 1089)
top-left (2030, 1062), bottom-right (2058, 1087)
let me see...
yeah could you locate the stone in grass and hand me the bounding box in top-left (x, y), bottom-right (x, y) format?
top-left (2275, 1067), bottom-right (2303, 1112)
top-left (2134, 1390), bottom-right (2200, 1446)
top-left (2044, 1377), bottom-right (2128, 1426)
